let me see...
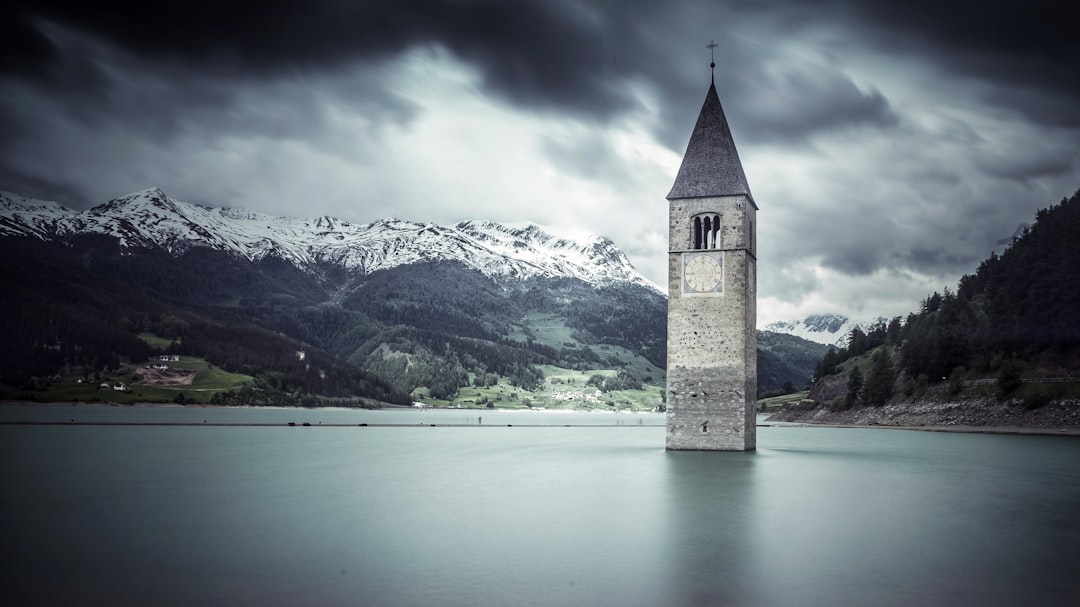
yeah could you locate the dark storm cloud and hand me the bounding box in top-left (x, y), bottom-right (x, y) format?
top-left (706, 0), bottom-right (1080, 144)
top-left (6, 0), bottom-right (1078, 136)
top-left (9, 0), bottom-right (1071, 165)
top-left (1, 1), bottom-right (906, 152)
top-left (839, 0), bottom-right (1080, 125)
top-left (3, 0), bottom-right (650, 121)
top-left (2, 0), bottom-right (679, 210)
top-left (734, 67), bottom-right (899, 144)
top-left (0, 9), bottom-right (59, 78)
top-left (977, 145), bottom-right (1077, 182)
top-left (1, 0), bottom-right (663, 207)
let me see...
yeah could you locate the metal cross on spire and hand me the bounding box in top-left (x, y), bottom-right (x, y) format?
top-left (706, 40), bottom-right (718, 80)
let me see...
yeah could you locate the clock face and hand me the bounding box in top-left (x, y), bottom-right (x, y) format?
top-left (683, 252), bottom-right (723, 294)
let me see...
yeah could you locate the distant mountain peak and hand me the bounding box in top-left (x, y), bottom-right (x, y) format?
top-left (765, 313), bottom-right (886, 347)
top-left (94, 187), bottom-right (176, 211)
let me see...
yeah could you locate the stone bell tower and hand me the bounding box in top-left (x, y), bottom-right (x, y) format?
top-left (665, 55), bottom-right (757, 451)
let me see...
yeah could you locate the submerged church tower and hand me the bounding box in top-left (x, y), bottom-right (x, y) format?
top-left (665, 62), bottom-right (757, 451)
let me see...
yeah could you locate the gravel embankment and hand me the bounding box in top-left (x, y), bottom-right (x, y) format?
top-left (767, 397), bottom-right (1080, 435)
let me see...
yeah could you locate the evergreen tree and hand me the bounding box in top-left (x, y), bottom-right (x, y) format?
top-left (814, 348), bottom-right (839, 381)
top-left (886, 316), bottom-right (902, 345)
top-left (862, 349), bottom-right (894, 407)
top-left (844, 367), bottom-right (863, 410)
top-left (848, 327), bottom-right (869, 357)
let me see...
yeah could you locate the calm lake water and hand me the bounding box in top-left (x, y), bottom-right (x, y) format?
top-left (2, 405), bottom-right (1079, 606)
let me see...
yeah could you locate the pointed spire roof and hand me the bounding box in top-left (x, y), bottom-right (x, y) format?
top-left (667, 82), bottom-right (755, 206)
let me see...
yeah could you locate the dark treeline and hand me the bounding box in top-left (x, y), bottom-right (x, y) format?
top-left (587, 369), bottom-right (643, 393)
top-left (343, 261), bottom-right (514, 340)
top-left (562, 285), bottom-right (667, 368)
top-left (351, 324), bottom-right (603, 399)
top-left (93, 242), bottom-right (330, 309)
top-left (0, 237), bottom-right (154, 388)
top-left (813, 318), bottom-right (900, 381)
top-left (813, 188), bottom-right (1080, 406)
top-left (759, 330), bottom-right (829, 393)
top-left (165, 321), bottom-right (406, 404)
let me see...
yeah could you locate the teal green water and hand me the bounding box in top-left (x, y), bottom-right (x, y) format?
top-left (2, 408), bottom-right (1079, 606)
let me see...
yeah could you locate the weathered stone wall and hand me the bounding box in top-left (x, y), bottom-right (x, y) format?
top-left (667, 194), bottom-right (757, 451)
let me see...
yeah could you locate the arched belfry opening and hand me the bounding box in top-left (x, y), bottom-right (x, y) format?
top-left (665, 43), bottom-right (758, 451)
top-left (691, 213), bottom-right (721, 250)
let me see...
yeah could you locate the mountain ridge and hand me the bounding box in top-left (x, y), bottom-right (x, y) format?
top-left (1, 187), bottom-right (659, 292)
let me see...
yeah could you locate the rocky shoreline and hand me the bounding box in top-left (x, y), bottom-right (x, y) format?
top-left (767, 397), bottom-right (1080, 435)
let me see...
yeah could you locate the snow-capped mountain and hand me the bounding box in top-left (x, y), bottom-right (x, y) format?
top-left (0, 190), bottom-right (72, 239)
top-left (764, 313), bottom-right (887, 347)
top-left (1, 187), bottom-right (657, 291)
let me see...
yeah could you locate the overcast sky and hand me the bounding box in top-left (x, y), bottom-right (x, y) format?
top-left (3, 0), bottom-right (1078, 326)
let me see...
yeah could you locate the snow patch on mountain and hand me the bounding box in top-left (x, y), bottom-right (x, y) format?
top-left (1, 188), bottom-right (659, 291)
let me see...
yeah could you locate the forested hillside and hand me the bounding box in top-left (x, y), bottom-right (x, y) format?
top-left (0, 236), bottom-right (406, 404)
top-left (808, 188), bottom-right (1080, 410)
top-left (759, 330), bottom-right (829, 393)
